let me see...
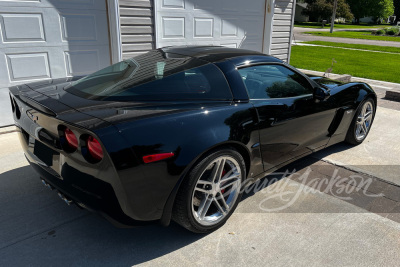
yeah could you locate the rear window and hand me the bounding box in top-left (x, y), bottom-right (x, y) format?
top-left (65, 50), bottom-right (232, 101)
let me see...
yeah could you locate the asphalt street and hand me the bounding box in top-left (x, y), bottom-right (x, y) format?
top-left (1, 92), bottom-right (400, 265)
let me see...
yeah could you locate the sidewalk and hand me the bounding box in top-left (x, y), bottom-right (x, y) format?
top-left (294, 27), bottom-right (400, 48)
top-left (299, 68), bottom-right (400, 92)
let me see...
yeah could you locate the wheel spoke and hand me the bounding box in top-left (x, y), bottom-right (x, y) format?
top-left (197, 180), bottom-right (213, 186)
top-left (218, 193), bottom-right (229, 210)
top-left (362, 122), bottom-right (368, 134)
top-left (220, 171), bottom-right (240, 183)
top-left (213, 197), bottom-right (227, 215)
top-left (195, 180), bottom-right (212, 194)
top-left (195, 187), bottom-right (211, 194)
top-left (211, 158), bottom-right (226, 183)
top-left (220, 168), bottom-right (233, 180)
top-left (198, 196), bottom-right (213, 219)
top-left (220, 178), bottom-right (240, 191)
top-left (364, 111), bottom-right (372, 120)
top-left (357, 124), bottom-right (363, 134)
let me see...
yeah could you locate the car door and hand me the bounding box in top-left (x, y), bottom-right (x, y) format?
top-left (237, 64), bottom-right (337, 171)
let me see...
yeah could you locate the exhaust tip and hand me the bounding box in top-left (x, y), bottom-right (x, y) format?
top-left (41, 179), bottom-right (54, 190)
top-left (57, 192), bottom-right (73, 206)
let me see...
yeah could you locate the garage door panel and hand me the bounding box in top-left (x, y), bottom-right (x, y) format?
top-left (60, 14), bottom-right (97, 41)
top-left (0, 47), bottom-right (65, 84)
top-left (63, 45), bottom-right (110, 76)
top-left (0, 13), bottom-right (45, 42)
top-left (59, 9), bottom-right (110, 45)
top-left (0, 7), bottom-right (109, 47)
top-left (221, 19), bottom-right (238, 37)
top-left (162, 17), bottom-right (185, 38)
top-left (6, 52), bottom-right (51, 81)
top-left (64, 50), bottom-right (99, 76)
top-left (162, 0), bottom-right (185, 9)
top-left (221, 0), bottom-right (264, 15)
top-left (0, 0), bottom-right (105, 10)
top-left (0, 1), bottom-right (110, 88)
top-left (156, 0), bottom-right (265, 52)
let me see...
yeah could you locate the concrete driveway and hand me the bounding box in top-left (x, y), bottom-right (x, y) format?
top-left (1, 96), bottom-right (400, 266)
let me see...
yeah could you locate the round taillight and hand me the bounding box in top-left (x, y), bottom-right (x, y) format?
top-left (64, 128), bottom-right (78, 150)
top-left (87, 136), bottom-right (103, 161)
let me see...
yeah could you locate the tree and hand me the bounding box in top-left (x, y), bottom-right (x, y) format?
top-left (347, 0), bottom-right (394, 24)
top-left (371, 0), bottom-right (394, 23)
top-left (302, 0), bottom-right (353, 22)
top-left (395, 0), bottom-right (400, 23)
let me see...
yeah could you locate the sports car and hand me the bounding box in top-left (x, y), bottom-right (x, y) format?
top-left (9, 46), bottom-right (376, 233)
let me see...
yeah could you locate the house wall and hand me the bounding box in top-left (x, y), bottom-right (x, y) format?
top-left (270, 0), bottom-right (296, 62)
top-left (118, 0), bottom-right (156, 59)
top-left (117, 0), bottom-right (297, 62)
top-left (294, 5), bottom-right (309, 22)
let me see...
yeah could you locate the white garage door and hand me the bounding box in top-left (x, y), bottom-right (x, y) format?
top-left (0, 0), bottom-right (111, 88)
top-left (155, 0), bottom-right (267, 52)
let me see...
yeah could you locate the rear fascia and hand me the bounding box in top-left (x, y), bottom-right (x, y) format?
top-left (9, 89), bottom-right (155, 226)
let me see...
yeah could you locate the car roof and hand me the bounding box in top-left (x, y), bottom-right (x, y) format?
top-left (160, 46), bottom-right (280, 63)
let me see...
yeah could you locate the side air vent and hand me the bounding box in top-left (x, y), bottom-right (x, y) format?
top-left (9, 94), bottom-right (15, 113)
top-left (13, 98), bottom-right (21, 119)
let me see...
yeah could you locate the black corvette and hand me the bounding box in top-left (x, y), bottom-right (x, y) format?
top-left (9, 46), bottom-right (376, 233)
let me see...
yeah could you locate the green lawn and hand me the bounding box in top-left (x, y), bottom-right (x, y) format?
top-left (295, 22), bottom-right (390, 29)
top-left (302, 41), bottom-right (400, 53)
top-left (306, 30), bottom-right (400, 42)
top-left (291, 45), bottom-right (400, 83)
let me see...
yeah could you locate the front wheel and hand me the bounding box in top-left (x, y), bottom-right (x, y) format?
top-left (345, 98), bottom-right (375, 145)
top-left (172, 148), bottom-right (246, 233)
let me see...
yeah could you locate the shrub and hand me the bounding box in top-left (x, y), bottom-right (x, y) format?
top-left (384, 26), bottom-right (400, 36)
top-left (387, 29), bottom-right (396, 35)
top-left (376, 29), bottom-right (385, 35)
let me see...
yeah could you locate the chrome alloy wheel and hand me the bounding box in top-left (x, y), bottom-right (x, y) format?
top-left (355, 101), bottom-right (374, 141)
top-left (191, 156), bottom-right (242, 226)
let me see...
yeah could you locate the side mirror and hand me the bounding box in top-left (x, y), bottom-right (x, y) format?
top-left (313, 87), bottom-right (330, 101)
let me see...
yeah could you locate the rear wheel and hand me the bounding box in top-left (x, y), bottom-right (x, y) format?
top-left (172, 148), bottom-right (245, 233)
top-left (345, 98), bottom-right (375, 145)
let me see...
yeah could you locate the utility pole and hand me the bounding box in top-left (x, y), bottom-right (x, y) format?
top-left (330, 0), bottom-right (338, 33)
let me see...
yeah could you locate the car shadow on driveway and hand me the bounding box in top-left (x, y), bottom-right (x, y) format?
top-left (241, 143), bottom-right (355, 201)
top-left (0, 166), bottom-right (205, 266)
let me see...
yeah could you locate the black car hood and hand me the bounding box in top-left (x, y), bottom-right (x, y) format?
top-left (20, 78), bottom-right (231, 126)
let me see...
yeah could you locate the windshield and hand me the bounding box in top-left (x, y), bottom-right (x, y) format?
top-left (65, 50), bottom-right (232, 101)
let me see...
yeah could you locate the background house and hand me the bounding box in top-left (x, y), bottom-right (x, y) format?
top-left (294, 2), bottom-right (309, 22)
top-left (0, 0), bottom-right (297, 126)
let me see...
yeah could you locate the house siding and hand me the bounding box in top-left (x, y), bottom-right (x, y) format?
top-left (117, 0), bottom-right (296, 62)
top-left (118, 0), bottom-right (156, 59)
top-left (270, 0), bottom-right (296, 62)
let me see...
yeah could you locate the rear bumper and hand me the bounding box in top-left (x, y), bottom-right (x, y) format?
top-left (9, 88), bottom-right (172, 226)
top-left (20, 129), bottom-right (155, 227)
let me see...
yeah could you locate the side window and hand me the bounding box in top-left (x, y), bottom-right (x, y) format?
top-left (112, 63), bottom-right (233, 101)
top-left (238, 65), bottom-right (314, 99)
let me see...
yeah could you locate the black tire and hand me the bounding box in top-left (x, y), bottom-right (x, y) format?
top-left (172, 148), bottom-right (246, 233)
top-left (345, 97), bottom-right (375, 145)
